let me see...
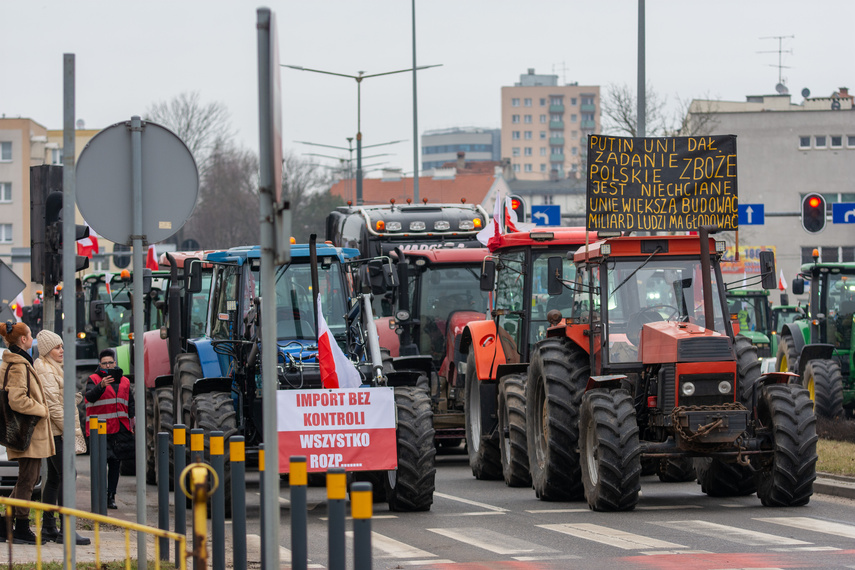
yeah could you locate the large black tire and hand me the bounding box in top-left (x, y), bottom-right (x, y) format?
top-left (153, 386), bottom-right (175, 490)
top-left (579, 389), bottom-right (641, 511)
top-left (144, 389), bottom-right (157, 485)
top-left (802, 359), bottom-right (844, 419)
top-left (735, 334), bottom-right (762, 403)
top-left (192, 391), bottom-right (238, 518)
top-left (657, 458), bottom-right (697, 483)
top-left (175, 353), bottom-right (202, 428)
top-left (385, 386), bottom-right (436, 511)
top-left (352, 471), bottom-right (388, 503)
top-left (464, 352), bottom-right (501, 480)
top-left (754, 384), bottom-right (817, 507)
top-left (498, 374), bottom-right (530, 487)
top-left (526, 338), bottom-right (587, 501)
top-left (776, 333), bottom-right (798, 374)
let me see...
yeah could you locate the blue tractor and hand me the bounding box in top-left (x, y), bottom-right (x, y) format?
top-left (171, 242), bottom-right (435, 514)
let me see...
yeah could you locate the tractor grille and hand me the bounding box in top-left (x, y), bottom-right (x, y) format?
top-left (676, 372), bottom-right (735, 406)
top-left (659, 364), bottom-right (676, 411)
top-left (677, 337), bottom-right (732, 362)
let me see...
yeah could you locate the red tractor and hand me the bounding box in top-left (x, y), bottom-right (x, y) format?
top-left (525, 227), bottom-right (817, 510)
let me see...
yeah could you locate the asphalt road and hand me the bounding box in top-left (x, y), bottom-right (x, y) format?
top-left (48, 446), bottom-right (855, 569)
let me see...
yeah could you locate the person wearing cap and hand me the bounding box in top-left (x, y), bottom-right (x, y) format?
top-left (34, 329), bottom-right (90, 545)
top-left (84, 348), bottom-right (134, 510)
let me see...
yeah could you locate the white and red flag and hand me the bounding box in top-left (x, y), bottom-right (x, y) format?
top-left (76, 226), bottom-right (99, 259)
top-left (146, 244), bottom-right (159, 270)
top-left (778, 269), bottom-right (787, 292)
top-left (317, 298), bottom-right (362, 389)
top-left (477, 193), bottom-right (519, 251)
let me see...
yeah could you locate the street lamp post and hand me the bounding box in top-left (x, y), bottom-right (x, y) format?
top-left (283, 63), bottom-right (441, 205)
top-left (297, 139), bottom-right (394, 203)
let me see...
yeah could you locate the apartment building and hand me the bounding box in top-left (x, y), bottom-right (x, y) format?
top-left (500, 68), bottom-right (600, 181)
top-left (421, 127), bottom-right (500, 171)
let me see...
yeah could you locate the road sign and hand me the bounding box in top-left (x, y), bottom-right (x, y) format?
top-left (76, 120), bottom-right (198, 245)
top-left (531, 204), bottom-right (560, 226)
top-left (0, 260), bottom-right (26, 308)
top-left (832, 202), bottom-right (855, 224)
top-left (738, 204), bottom-right (764, 226)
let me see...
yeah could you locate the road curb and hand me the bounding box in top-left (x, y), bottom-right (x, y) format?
top-left (815, 472), bottom-right (855, 500)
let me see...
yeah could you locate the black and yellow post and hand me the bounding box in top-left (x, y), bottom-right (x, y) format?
top-left (157, 431), bottom-right (170, 560)
top-left (98, 419), bottom-right (107, 515)
top-left (174, 423), bottom-right (187, 568)
top-left (351, 481), bottom-right (373, 570)
top-left (230, 436), bottom-right (246, 570)
top-left (89, 416), bottom-right (100, 514)
top-left (326, 467), bottom-right (347, 570)
top-left (258, 444), bottom-right (265, 570)
top-left (290, 456), bottom-right (308, 570)
top-left (190, 428), bottom-right (204, 463)
top-left (190, 465), bottom-right (209, 570)
top-left (210, 431), bottom-right (225, 570)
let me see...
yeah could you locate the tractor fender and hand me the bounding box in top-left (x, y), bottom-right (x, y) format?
top-left (143, 329), bottom-right (170, 389)
top-left (375, 317), bottom-right (400, 357)
top-left (154, 374), bottom-right (174, 389)
top-left (190, 339), bottom-right (225, 379)
top-left (440, 310), bottom-right (486, 384)
top-left (459, 320), bottom-right (506, 383)
top-left (191, 377), bottom-right (233, 397)
top-left (780, 323), bottom-right (808, 357)
top-left (797, 343), bottom-right (836, 377)
top-left (757, 371), bottom-right (799, 386)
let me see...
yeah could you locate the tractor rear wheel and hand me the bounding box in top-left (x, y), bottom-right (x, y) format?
top-left (144, 388), bottom-right (158, 485)
top-left (579, 389), bottom-right (641, 511)
top-left (176, 353), bottom-right (202, 428)
top-left (153, 386), bottom-right (175, 490)
top-left (802, 359), bottom-right (844, 419)
top-left (526, 338), bottom-right (587, 501)
top-left (657, 458), bottom-right (696, 483)
top-left (192, 390), bottom-right (238, 518)
top-left (385, 386), bottom-right (436, 511)
top-left (464, 352), bottom-right (501, 480)
top-left (776, 334), bottom-right (798, 374)
top-left (498, 374), bottom-right (530, 487)
top-left (754, 384), bottom-right (817, 507)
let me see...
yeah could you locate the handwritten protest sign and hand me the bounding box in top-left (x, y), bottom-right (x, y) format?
top-left (586, 135), bottom-right (738, 232)
top-left (277, 387), bottom-right (397, 473)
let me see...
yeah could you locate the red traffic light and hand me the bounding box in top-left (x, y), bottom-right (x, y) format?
top-left (808, 196), bottom-right (821, 208)
top-left (510, 198), bottom-right (521, 210)
top-left (801, 192), bottom-right (827, 234)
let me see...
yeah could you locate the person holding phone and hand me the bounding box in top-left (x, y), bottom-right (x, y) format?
top-left (84, 349), bottom-right (135, 510)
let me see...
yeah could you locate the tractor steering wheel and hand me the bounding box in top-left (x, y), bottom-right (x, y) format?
top-left (626, 304), bottom-right (680, 346)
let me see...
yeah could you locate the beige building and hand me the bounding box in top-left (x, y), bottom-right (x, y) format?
top-left (501, 69), bottom-right (600, 181)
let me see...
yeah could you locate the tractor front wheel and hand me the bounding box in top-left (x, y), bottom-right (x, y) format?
top-left (802, 359), bottom-right (844, 419)
top-left (192, 390), bottom-right (238, 518)
top-left (385, 386), bottom-right (436, 511)
top-left (498, 374), bottom-right (530, 487)
top-left (464, 352), bottom-right (501, 480)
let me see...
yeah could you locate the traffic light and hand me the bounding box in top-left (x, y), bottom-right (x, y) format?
top-left (30, 165), bottom-right (63, 283)
top-left (44, 190), bottom-right (90, 287)
top-left (509, 194), bottom-right (526, 223)
top-left (801, 192), bottom-right (827, 234)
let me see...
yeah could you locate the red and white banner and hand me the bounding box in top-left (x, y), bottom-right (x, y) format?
top-left (278, 387), bottom-right (397, 473)
top-left (77, 226), bottom-right (99, 259)
top-left (146, 244), bottom-right (159, 270)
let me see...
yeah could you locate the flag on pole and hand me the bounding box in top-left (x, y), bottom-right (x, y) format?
top-left (76, 226), bottom-right (99, 259)
top-left (317, 298), bottom-right (362, 389)
top-left (146, 244), bottom-right (159, 270)
top-left (778, 269), bottom-right (786, 291)
top-left (504, 196), bottom-right (519, 233)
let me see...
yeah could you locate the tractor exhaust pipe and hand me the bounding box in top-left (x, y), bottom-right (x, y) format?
top-left (698, 225), bottom-right (717, 331)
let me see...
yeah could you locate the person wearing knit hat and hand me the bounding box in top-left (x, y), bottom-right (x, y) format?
top-left (33, 330), bottom-right (90, 546)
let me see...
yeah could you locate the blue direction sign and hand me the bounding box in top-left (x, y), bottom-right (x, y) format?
top-left (738, 204), bottom-right (764, 225)
top-left (832, 202), bottom-right (855, 224)
top-left (531, 204), bottom-right (560, 226)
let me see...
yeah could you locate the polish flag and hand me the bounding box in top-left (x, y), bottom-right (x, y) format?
top-left (477, 192), bottom-right (518, 251)
top-left (778, 269), bottom-right (787, 292)
top-left (504, 196), bottom-right (519, 233)
top-left (317, 298), bottom-right (362, 389)
top-left (76, 227), bottom-right (99, 259)
top-left (146, 244), bottom-right (159, 270)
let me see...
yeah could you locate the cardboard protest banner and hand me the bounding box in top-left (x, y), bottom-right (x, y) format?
top-left (586, 135), bottom-right (738, 232)
top-left (277, 387), bottom-right (397, 473)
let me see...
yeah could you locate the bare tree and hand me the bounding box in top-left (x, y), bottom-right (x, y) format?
top-left (673, 96), bottom-right (720, 136)
top-left (145, 91), bottom-right (234, 173)
top-left (601, 83), bottom-right (671, 137)
top-left (280, 151), bottom-right (343, 242)
top-left (184, 139), bottom-right (259, 248)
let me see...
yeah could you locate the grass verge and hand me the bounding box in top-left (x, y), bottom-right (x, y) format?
top-left (817, 438), bottom-right (855, 477)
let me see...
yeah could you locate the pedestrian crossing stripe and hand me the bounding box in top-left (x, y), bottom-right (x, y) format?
top-left (345, 531), bottom-right (437, 559)
top-left (428, 527), bottom-right (559, 555)
top-left (652, 520), bottom-right (810, 546)
top-left (538, 523), bottom-right (685, 550)
top-left (755, 517), bottom-right (855, 540)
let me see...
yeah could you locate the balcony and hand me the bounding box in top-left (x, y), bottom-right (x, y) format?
top-left (580, 103), bottom-right (596, 112)
top-left (549, 137), bottom-right (565, 146)
top-left (549, 121), bottom-right (564, 130)
top-left (549, 154), bottom-right (565, 163)
top-left (549, 104), bottom-right (564, 113)
top-left (581, 120), bottom-right (596, 129)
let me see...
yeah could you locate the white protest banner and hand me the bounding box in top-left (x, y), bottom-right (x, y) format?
top-left (277, 387), bottom-right (397, 473)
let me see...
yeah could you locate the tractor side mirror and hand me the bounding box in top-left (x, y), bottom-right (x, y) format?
top-left (186, 259), bottom-right (202, 293)
top-left (143, 268), bottom-right (152, 295)
top-left (792, 277), bottom-right (805, 296)
top-left (382, 261), bottom-right (398, 289)
top-left (547, 257), bottom-right (564, 296)
top-left (90, 300), bottom-right (105, 323)
top-left (759, 251), bottom-right (777, 290)
top-left (480, 259), bottom-right (495, 291)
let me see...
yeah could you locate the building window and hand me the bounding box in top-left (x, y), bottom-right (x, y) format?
top-left (512, 115), bottom-right (520, 123)
top-left (524, 131), bottom-right (532, 140)
top-left (570, 97), bottom-right (577, 105)
top-left (543, 194), bottom-right (553, 204)
top-left (540, 164), bottom-right (547, 172)
top-left (848, 135), bottom-right (855, 147)
top-left (801, 247), bottom-right (816, 264)
top-left (524, 115), bottom-right (532, 124)
top-left (540, 98), bottom-right (546, 106)
top-left (539, 115), bottom-right (547, 123)
top-left (524, 98), bottom-right (532, 107)
top-left (830, 135), bottom-right (843, 148)
top-left (550, 96), bottom-right (563, 105)
top-left (843, 247), bottom-right (855, 262)
top-left (550, 114), bottom-right (562, 122)
top-left (551, 147), bottom-right (563, 156)
top-left (512, 131), bottom-right (520, 140)
top-left (513, 164), bottom-right (520, 173)
top-left (540, 147), bottom-right (547, 156)
top-left (570, 114), bottom-right (577, 122)
top-left (0, 142), bottom-right (10, 162)
top-left (524, 147), bottom-right (532, 156)
top-left (512, 147), bottom-right (520, 157)
top-left (0, 224), bottom-right (11, 243)
top-left (571, 147), bottom-right (578, 156)
top-left (581, 96), bottom-right (595, 106)
top-left (815, 135), bottom-right (827, 148)
top-left (512, 98), bottom-right (520, 107)
top-left (539, 131), bottom-right (546, 140)
top-left (51, 148), bottom-right (62, 165)
top-left (524, 164), bottom-right (533, 173)
top-left (799, 136), bottom-right (811, 149)
top-left (0, 183), bottom-right (10, 203)
top-left (822, 247), bottom-right (839, 263)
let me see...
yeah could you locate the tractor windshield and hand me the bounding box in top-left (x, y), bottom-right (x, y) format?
top-left (727, 294), bottom-right (771, 335)
top-left (822, 272), bottom-right (855, 350)
top-left (604, 258), bottom-right (727, 363)
top-left (274, 261), bottom-right (348, 341)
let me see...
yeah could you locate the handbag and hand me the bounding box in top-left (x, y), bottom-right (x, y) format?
top-left (75, 430), bottom-right (87, 455)
top-left (0, 364), bottom-right (40, 452)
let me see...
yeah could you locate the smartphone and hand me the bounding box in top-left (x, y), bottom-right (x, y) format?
top-left (109, 368), bottom-right (123, 381)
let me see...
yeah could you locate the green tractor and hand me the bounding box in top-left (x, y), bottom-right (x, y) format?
top-left (777, 255), bottom-right (855, 418)
top-left (769, 303), bottom-right (805, 356)
top-left (726, 289), bottom-right (773, 357)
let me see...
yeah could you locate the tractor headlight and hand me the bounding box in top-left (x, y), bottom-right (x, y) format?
top-left (681, 382), bottom-right (696, 396)
top-left (718, 381), bottom-right (733, 394)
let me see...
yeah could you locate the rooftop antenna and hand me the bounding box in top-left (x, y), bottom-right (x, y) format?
top-left (758, 35), bottom-right (794, 87)
top-left (552, 61), bottom-right (568, 85)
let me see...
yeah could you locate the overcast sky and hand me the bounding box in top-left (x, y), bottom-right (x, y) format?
top-left (3, 1), bottom-right (852, 178)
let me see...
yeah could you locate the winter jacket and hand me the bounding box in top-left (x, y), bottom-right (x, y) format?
top-left (34, 356), bottom-right (83, 438)
top-left (0, 348), bottom-right (55, 460)
top-left (84, 370), bottom-right (134, 436)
